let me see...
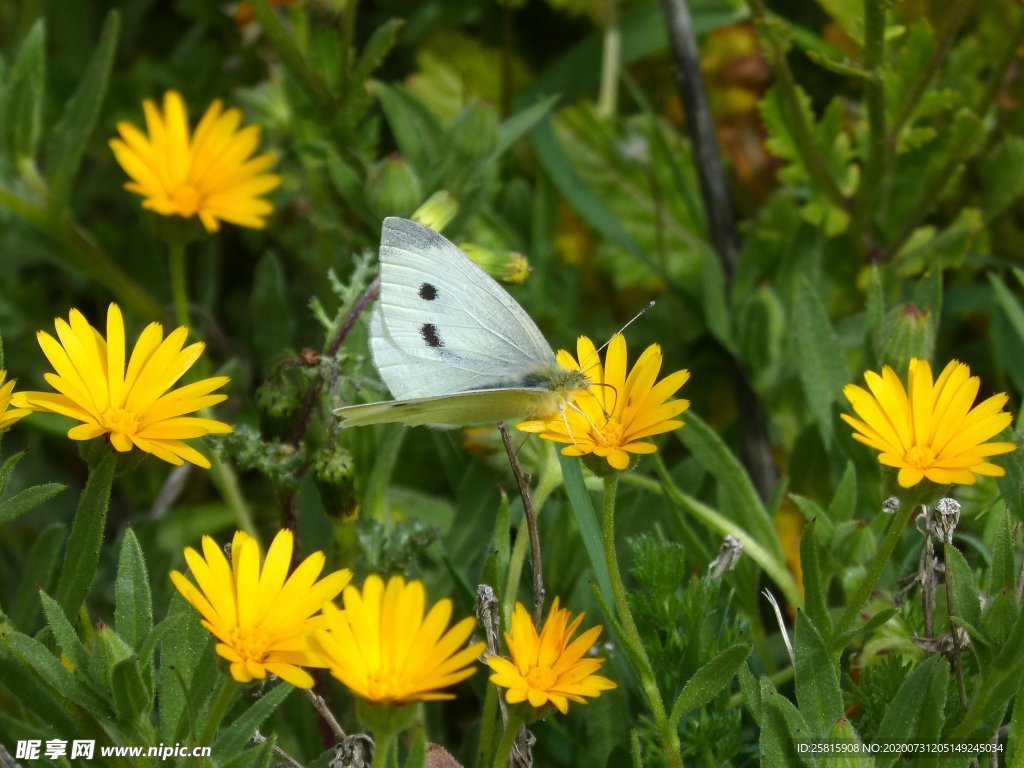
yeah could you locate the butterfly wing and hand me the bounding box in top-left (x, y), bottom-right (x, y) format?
top-left (335, 388), bottom-right (569, 428)
top-left (372, 217), bottom-right (556, 399)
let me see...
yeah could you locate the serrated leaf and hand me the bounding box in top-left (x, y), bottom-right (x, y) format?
top-left (43, 11), bottom-right (119, 206)
top-left (114, 528), bottom-right (153, 652)
top-left (0, 482), bottom-right (64, 524)
top-left (791, 275), bottom-right (850, 444)
top-left (794, 612), bottom-right (844, 737)
top-left (670, 643), bottom-right (751, 723)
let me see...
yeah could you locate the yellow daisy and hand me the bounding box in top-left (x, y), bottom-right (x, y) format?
top-left (12, 304), bottom-right (232, 468)
top-left (310, 574), bottom-right (486, 704)
top-left (486, 599), bottom-right (616, 715)
top-left (171, 529), bottom-right (351, 688)
top-left (842, 358), bottom-right (1016, 488)
top-left (0, 371), bottom-right (31, 431)
top-left (518, 334), bottom-right (690, 470)
top-left (109, 90), bottom-right (280, 232)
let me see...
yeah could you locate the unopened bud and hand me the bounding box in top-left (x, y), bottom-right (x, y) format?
top-left (460, 243), bottom-right (531, 284)
top-left (412, 191), bottom-right (459, 233)
top-left (874, 303), bottom-right (935, 371)
top-left (367, 153), bottom-right (422, 218)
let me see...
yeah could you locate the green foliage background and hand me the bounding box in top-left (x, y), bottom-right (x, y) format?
top-left (1, 0), bottom-right (1024, 765)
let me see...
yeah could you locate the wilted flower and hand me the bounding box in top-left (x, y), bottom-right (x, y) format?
top-left (0, 371), bottom-right (31, 431)
top-left (310, 574), bottom-right (485, 704)
top-left (518, 334), bottom-right (690, 470)
top-left (13, 304), bottom-right (232, 468)
top-left (842, 358), bottom-right (1015, 488)
top-left (486, 599), bottom-right (615, 715)
top-left (170, 529), bottom-right (351, 688)
top-left (110, 90), bottom-right (280, 232)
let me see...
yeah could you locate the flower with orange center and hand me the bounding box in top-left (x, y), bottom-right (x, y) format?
top-left (109, 90), bottom-right (280, 232)
top-left (0, 370), bottom-right (31, 431)
top-left (12, 304), bottom-right (232, 468)
top-left (170, 529), bottom-right (351, 688)
top-left (842, 358), bottom-right (1016, 488)
top-left (486, 599), bottom-right (616, 715)
top-left (310, 574), bottom-right (486, 704)
top-left (517, 334), bottom-right (690, 470)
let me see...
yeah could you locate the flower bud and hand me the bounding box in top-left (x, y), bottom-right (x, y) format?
top-left (412, 191), bottom-right (459, 233)
top-left (873, 303), bottom-right (935, 371)
top-left (448, 101), bottom-right (498, 162)
top-left (367, 153), bottom-right (422, 218)
top-left (460, 243), bottom-right (531, 284)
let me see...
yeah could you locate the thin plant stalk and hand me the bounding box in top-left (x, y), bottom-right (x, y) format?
top-left (850, 0), bottom-right (887, 250)
top-left (168, 240), bottom-right (190, 331)
top-left (943, 542), bottom-right (969, 708)
top-left (603, 474), bottom-right (684, 768)
top-left (498, 422), bottom-right (545, 626)
top-left (491, 714), bottom-right (525, 768)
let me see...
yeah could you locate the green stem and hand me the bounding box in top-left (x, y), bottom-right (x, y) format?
top-left (208, 452), bottom-right (257, 537)
top-left (597, 1), bottom-right (620, 118)
top-left (168, 240), bottom-right (190, 330)
top-left (199, 674), bottom-right (238, 744)
top-left (850, 0), bottom-right (886, 250)
top-left (942, 541), bottom-right (969, 708)
top-left (603, 475), bottom-right (684, 768)
top-left (372, 729), bottom-right (397, 768)
top-left (833, 487), bottom-right (930, 640)
top-left (491, 715), bottom-right (524, 768)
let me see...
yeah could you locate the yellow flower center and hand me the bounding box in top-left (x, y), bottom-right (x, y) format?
top-left (366, 673), bottom-right (402, 701)
top-left (171, 184), bottom-right (202, 216)
top-left (905, 444), bottom-right (937, 469)
top-left (590, 417), bottom-right (625, 448)
top-left (229, 625), bottom-right (270, 663)
top-left (526, 667), bottom-right (558, 691)
top-left (101, 407), bottom-right (139, 436)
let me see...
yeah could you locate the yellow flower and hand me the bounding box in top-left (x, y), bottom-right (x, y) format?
top-left (486, 599), bottom-right (616, 715)
top-left (12, 304), bottom-right (232, 468)
top-left (518, 334), bottom-right (690, 470)
top-left (842, 358), bottom-right (1016, 488)
top-left (109, 90), bottom-right (280, 232)
top-left (170, 529), bottom-right (351, 688)
top-left (0, 371), bottom-right (31, 431)
top-left (310, 574), bottom-right (486, 704)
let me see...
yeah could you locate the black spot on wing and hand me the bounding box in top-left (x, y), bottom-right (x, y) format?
top-left (421, 323), bottom-right (444, 348)
top-left (419, 282), bottom-right (438, 301)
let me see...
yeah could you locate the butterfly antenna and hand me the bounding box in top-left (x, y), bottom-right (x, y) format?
top-left (577, 301), bottom-right (657, 374)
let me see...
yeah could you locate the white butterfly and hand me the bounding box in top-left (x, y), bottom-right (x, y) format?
top-left (334, 217), bottom-right (590, 427)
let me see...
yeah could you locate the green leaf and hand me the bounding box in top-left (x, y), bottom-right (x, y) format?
top-left (372, 81), bottom-right (444, 177)
top-left (821, 717), bottom-right (872, 768)
top-left (762, 682), bottom-right (813, 766)
top-left (406, 727), bottom-right (427, 768)
top-left (800, 521), bottom-right (831, 637)
top-left (990, 509), bottom-right (1016, 595)
top-left (0, 20), bottom-right (45, 163)
top-left (790, 274), bottom-right (850, 444)
top-left (55, 453), bottom-right (116, 617)
top-left (675, 413), bottom-right (780, 556)
top-left (738, 662), bottom-right (763, 726)
top-left (794, 611), bottom-right (843, 737)
top-left (0, 649), bottom-right (79, 734)
top-left (828, 462), bottom-right (857, 524)
top-left (1, 631), bottom-right (110, 714)
top-left (249, 252), bottom-right (296, 372)
top-left (865, 266), bottom-right (885, 362)
top-left (557, 453), bottom-right (614, 608)
top-left (114, 528), bottom-right (153, 652)
top-left (43, 11), bottom-right (119, 206)
top-left (874, 655), bottom-right (945, 768)
top-left (39, 591), bottom-right (88, 675)
top-left (213, 683), bottom-right (293, 754)
top-left (494, 95), bottom-right (560, 158)
top-left (0, 482), bottom-right (65, 524)
top-left (670, 643), bottom-right (751, 723)
top-left (0, 449), bottom-right (25, 496)
top-left (980, 136), bottom-right (1024, 218)
top-left (352, 18), bottom-right (404, 83)
top-left (944, 544), bottom-right (981, 631)
top-left (11, 523), bottom-right (65, 628)
top-left (829, 607), bottom-right (897, 652)
top-left (159, 592), bottom-right (217, 744)
top-left (111, 656), bottom-right (150, 721)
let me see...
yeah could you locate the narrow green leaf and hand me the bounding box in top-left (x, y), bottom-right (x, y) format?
top-left (159, 593), bottom-right (216, 743)
top-left (829, 607), bottom-right (897, 653)
top-left (352, 18), bottom-right (404, 83)
top-left (865, 266), bottom-right (885, 362)
top-left (670, 643), bottom-right (751, 723)
top-left (114, 528), bottom-right (153, 651)
top-left (790, 494), bottom-right (833, 539)
top-left (794, 612), bottom-right (843, 737)
top-left (43, 11), bottom-right (119, 206)
top-left (0, 650), bottom-right (79, 734)
top-left (0, 449), bottom-right (25, 496)
top-left (557, 453), bottom-right (614, 608)
top-left (1, 20), bottom-right (45, 162)
top-left (213, 683), bottom-right (293, 754)
top-left (991, 509), bottom-right (1016, 595)
top-left (111, 656), bottom-right (150, 721)
top-left (820, 717), bottom-right (872, 768)
top-left (249, 252), bottom-right (295, 370)
top-left (828, 462), bottom-right (857, 524)
top-left (56, 453), bottom-right (116, 617)
top-left (762, 684), bottom-right (813, 766)
top-left (372, 81), bottom-right (443, 176)
top-left (874, 655), bottom-right (944, 768)
top-left (1006, 673), bottom-right (1024, 767)
top-left (944, 544), bottom-right (981, 630)
top-left (2, 631), bottom-right (109, 714)
top-left (738, 662), bottom-right (762, 726)
top-left (674, 413), bottom-right (780, 557)
top-left (38, 591), bottom-right (88, 675)
top-left (406, 727), bottom-right (427, 768)
top-left (791, 275), bottom-right (850, 444)
top-left (12, 522), bottom-right (65, 628)
top-left (0, 482), bottom-right (65, 524)
top-left (800, 521), bottom-right (832, 637)
top-left (494, 95), bottom-right (560, 158)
